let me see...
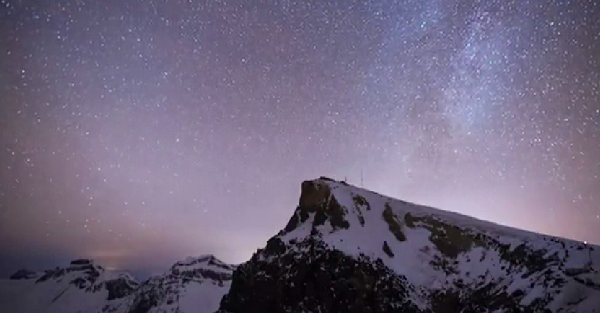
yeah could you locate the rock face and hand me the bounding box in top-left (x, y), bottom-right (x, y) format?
top-left (102, 254), bottom-right (236, 313)
top-left (9, 269), bottom-right (41, 280)
top-left (218, 177), bottom-right (600, 313)
top-left (0, 259), bottom-right (139, 313)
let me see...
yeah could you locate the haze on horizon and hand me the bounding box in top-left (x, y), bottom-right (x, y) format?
top-left (1, 0), bottom-right (599, 277)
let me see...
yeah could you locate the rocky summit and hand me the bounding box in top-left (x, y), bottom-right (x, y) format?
top-left (218, 177), bottom-right (600, 313)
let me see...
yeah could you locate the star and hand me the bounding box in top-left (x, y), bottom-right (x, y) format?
top-left (0, 0), bottom-right (598, 274)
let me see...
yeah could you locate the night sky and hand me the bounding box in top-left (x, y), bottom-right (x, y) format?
top-left (1, 0), bottom-right (599, 276)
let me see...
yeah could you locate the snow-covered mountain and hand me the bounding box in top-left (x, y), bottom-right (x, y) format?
top-left (102, 254), bottom-right (236, 313)
top-left (218, 177), bottom-right (600, 313)
top-left (3, 177), bottom-right (599, 312)
top-left (0, 255), bottom-right (235, 313)
top-left (0, 259), bottom-right (139, 313)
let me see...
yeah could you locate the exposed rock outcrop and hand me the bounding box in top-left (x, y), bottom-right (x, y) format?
top-left (9, 269), bottom-right (40, 280)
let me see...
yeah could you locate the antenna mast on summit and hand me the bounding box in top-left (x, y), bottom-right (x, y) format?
top-left (361, 170), bottom-right (363, 187)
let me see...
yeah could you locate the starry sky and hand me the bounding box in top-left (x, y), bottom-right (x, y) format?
top-left (1, 0), bottom-right (599, 277)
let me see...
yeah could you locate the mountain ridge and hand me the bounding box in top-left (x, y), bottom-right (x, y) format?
top-left (0, 258), bottom-right (139, 313)
top-left (0, 255), bottom-right (235, 313)
top-left (102, 253), bottom-right (236, 313)
top-left (1, 177), bottom-right (598, 312)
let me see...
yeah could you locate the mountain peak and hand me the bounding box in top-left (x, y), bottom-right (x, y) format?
top-left (8, 269), bottom-right (41, 280)
top-left (282, 177), bottom-right (361, 234)
top-left (171, 254), bottom-right (237, 280)
top-left (69, 258), bottom-right (94, 265)
top-left (219, 176), bottom-right (600, 313)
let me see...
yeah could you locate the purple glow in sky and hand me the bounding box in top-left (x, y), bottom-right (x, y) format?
top-left (1, 0), bottom-right (599, 276)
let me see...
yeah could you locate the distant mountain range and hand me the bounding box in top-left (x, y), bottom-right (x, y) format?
top-left (1, 255), bottom-right (234, 313)
top-left (2, 177), bottom-right (599, 312)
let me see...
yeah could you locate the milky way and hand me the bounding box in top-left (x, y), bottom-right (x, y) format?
top-left (1, 0), bottom-right (599, 275)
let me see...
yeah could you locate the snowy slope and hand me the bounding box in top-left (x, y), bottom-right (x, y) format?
top-left (219, 177), bottom-right (600, 313)
top-left (0, 259), bottom-right (138, 313)
top-left (102, 254), bottom-right (236, 313)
